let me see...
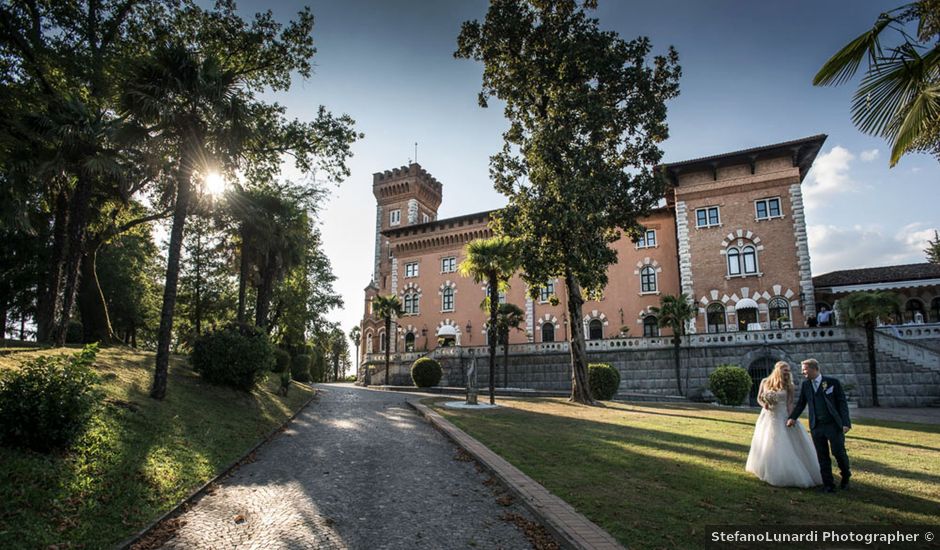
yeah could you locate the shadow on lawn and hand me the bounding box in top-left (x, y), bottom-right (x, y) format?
top-left (445, 405), bottom-right (940, 529)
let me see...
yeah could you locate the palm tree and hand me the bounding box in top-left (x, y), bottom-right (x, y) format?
top-left (459, 236), bottom-right (519, 405)
top-left (121, 43), bottom-right (249, 400)
top-left (371, 294), bottom-right (403, 386)
top-left (814, 1), bottom-right (940, 166)
top-left (840, 291), bottom-right (900, 407)
top-left (494, 302), bottom-right (525, 388)
top-left (349, 325), bottom-right (362, 383)
top-left (652, 293), bottom-right (695, 396)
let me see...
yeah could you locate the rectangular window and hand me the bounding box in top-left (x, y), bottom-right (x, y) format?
top-left (696, 206), bottom-right (720, 228)
top-left (405, 262), bottom-right (418, 278)
top-left (442, 289), bottom-right (454, 311)
top-left (389, 209), bottom-right (401, 226)
top-left (441, 257), bottom-right (456, 273)
top-left (755, 197), bottom-right (782, 220)
top-left (540, 281), bottom-right (555, 302)
top-left (768, 198), bottom-right (781, 217)
top-left (636, 229), bottom-right (657, 248)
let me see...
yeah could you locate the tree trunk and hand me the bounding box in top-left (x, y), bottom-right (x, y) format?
top-left (255, 255), bottom-right (276, 328)
top-left (152, 161), bottom-right (194, 400)
top-left (333, 354), bottom-right (339, 382)
top-left (384, 316), bottom-right (391, 385)
top-left (194, 231), bottom-right (203, 336)
top-left (565, 270), bottom-right (594, 404)
top-left (866, 323), bottom-right (880, 407)
top-left (673, 337), bottom-right (683, 396)
top-left (20, 314), bottom-right (26, 340)
top-left (37, 190), bottom-right (69, 342)
top-left (354, 344), bottom-right (360, 382)
top-left (237, 229), bottom-right (250, 324)
top-left (78, 248), bottom-right (114, 344)
top-left (0, 307), bottom-right (6, 342)
top-left (487, 273), bottom-right (499, 405)
top-left (55, 175), bottom-right (95, 347)
top-left (503, 333), bottom-right (509, 388)
top-left (130, 324), bottom-right (137, 348)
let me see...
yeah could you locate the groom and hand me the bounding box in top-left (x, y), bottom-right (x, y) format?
top-left (786, 358), bottom-right (852, 493)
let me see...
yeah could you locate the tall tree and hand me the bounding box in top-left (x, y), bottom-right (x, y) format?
top-left (121, 5), bottom-right (359, 399)
top-left (371, 295), bottom-right (402, 386)
top-left (456, 0), bottom-right (681, 404)
top-left (95, 221), bottom-right (162, 348)
top-left (651, 293), bottom-right (695, 396)
top-left (459, 236), bottom-right (519, 405)
top-left (349, 325), bottom-right (362, 382)
top-left (841, 291), bottom-right (901, 407)
top-left (814, 1), bottom-right (940, 165)
top-left (926, 229), bottom-right (940, 263)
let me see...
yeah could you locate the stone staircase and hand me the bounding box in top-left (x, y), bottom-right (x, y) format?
top-left (873, 330), bottom-right (940, 373)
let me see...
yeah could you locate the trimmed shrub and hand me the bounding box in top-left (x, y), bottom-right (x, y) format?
top-left (272, 348), bottom-right (291, 373)
top-left (345, 374), bottom-right (358, 382)
top-left (0, 344), bottom-right (101, 452)
top-left (292, 354), bottom-right (312, 383)
top-left (191, 324), bottom-right (273, 392)
top-left (588, 363), bottom-right (621, 400)
top-left (411, 357), bottom-right (442, 388)
top-left (708, 364), bottom-right (751, 406)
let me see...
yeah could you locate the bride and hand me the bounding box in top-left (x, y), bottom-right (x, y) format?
top-left (745, 361), bottom-right (822, 487)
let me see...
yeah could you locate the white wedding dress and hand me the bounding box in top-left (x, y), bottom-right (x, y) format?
top-left (745, 389), bottom-right (823, 488)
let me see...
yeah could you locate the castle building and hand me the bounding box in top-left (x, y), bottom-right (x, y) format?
top-left (360, 135), bottom-right (826, 357)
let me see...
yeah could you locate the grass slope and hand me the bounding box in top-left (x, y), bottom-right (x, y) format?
top-left (0, 347), bottom-right (313, 549)
top-left (434, 398), bottom-right (940, 549)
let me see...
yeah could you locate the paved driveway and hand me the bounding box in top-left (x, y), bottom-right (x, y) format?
top-left (159, 384), bottom-right (537, 549)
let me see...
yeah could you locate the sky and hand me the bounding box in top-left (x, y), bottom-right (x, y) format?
top-left (240, 0), bottom-right (939, 337)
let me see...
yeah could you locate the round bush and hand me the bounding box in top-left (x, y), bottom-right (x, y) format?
top-left (588, 363), bottom-right (620, 400)
top-left (0, 344), bottom-right (101, 452)
top-left (272, 348), bottom-right (291, 373)
top-left (411, 357), bottom-right (442, 388)
top-left (708, 365), bottom-right (752, 406)
top-left (291, 354), bottom-right (312, 383)
top-left (191, 324), bottom-right (273, 392)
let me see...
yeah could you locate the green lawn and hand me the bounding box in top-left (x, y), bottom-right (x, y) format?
top-left (0, 347), bottom-right (313, 549)
top-left (433, 398), bottom-right (940, 550)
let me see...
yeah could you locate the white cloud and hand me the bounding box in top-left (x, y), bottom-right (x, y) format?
top-left (859, 149), bottom-right (880, 162)
top-left (808, 222), bottom-right (937, 275)
top-left (802, 146), bottom-right (856, 210)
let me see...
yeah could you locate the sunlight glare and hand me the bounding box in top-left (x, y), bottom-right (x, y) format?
top-left (204, 172), bottom-right (226, 196)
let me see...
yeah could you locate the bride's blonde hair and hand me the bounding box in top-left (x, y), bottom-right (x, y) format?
top-left (763, 361), bottom-right (794, 392)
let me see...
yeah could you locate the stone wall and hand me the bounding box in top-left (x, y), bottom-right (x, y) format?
top-left (363, 328), bottom-right (940, 408)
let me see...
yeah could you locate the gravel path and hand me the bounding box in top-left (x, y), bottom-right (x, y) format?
top-left (159, 384), bottom-right (538, 549)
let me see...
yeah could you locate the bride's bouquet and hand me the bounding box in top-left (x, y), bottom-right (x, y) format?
top-left (760, 392), bottom-right (779, 408)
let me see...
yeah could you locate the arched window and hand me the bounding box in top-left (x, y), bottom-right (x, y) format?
top-left (640, 266), bottom-right (657, 293)
top-left (588, 319), bottom-right (603, 340)
top-left (769, 297), bottom-right (790, 327)
top-left (404, 332), bottom-right (415, 352)
top-left (366, 333), bottom-right (373, 354)
top-left (742, 245), bottom-right (758, 274)
top-left (931, 297), bottom-right (940, 323)
top-left (442, 287), bottom-right (454, 312)
top-left (706, 303), bottom-right (726, 333)
top-left (905, 299), bottom-right (926, 323)
top-left (541, 322), bottom-right (555, 343)
top-left (403, 291), bottom-right (420, 315)
top-left (727, 247), bottom-right (741, 276)
top-left (379, 332), bottom-right (387, 352)
top-left (643, 316), bottom-right (659, 337)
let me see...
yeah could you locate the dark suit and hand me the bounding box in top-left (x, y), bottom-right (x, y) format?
top-left (789, 375), bottom-right (852, 488)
